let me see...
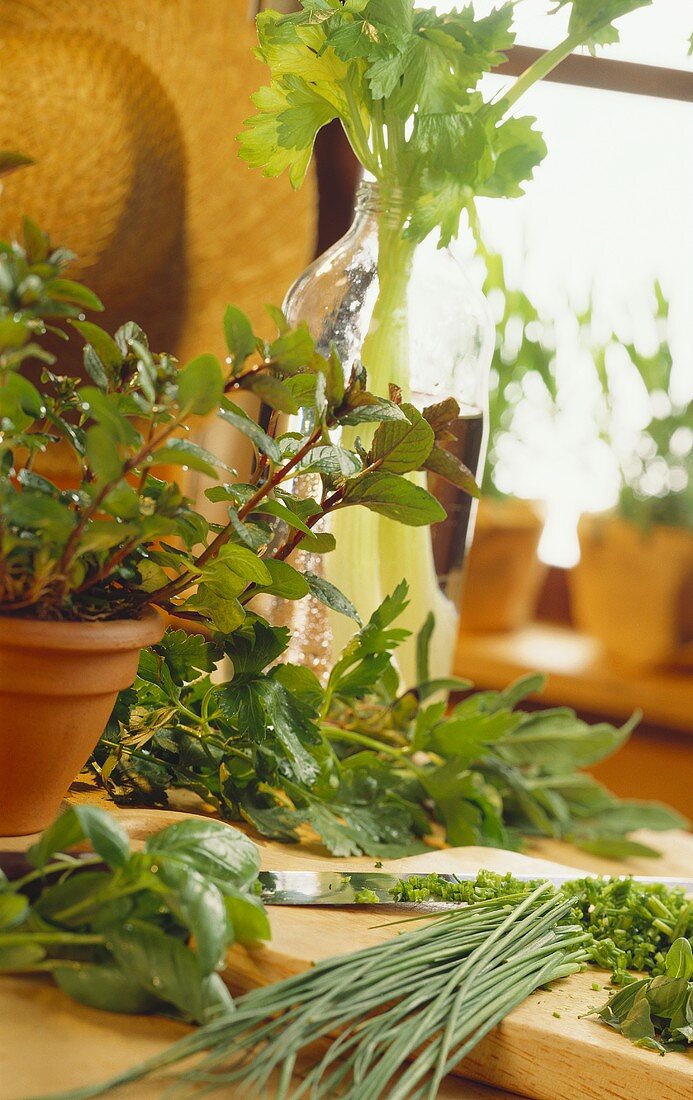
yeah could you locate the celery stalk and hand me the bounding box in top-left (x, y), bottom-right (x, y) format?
top-left (326, 209), bottom-right (459, 685)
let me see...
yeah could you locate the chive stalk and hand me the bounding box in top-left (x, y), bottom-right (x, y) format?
top-left (53, 885), bottom-right (588, 1100)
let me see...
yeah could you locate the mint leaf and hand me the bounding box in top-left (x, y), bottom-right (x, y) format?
top-left (70, 320), bottom-right (122, 372)
top-left (304, 571), bottom-right (362, 623)
top-left (148, 438), bottom-right (231, 479)
top-left (343, 470), bottom-right (446, 526)
top-left (223, 305), bottom-right (256, 368)
top-left (85, 424), bottom-right (122, 485)
top-left (424, 444), bottom-right (479, 497)
top-left (219, 399), bottom-right (281, 463)
top-left (371, 402), bottom-right (434, 473)
top-left (176, 354), bottom-right (224, 416)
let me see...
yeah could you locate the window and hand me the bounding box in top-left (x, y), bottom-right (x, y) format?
top-left (442, 1), bottom-right (693, 564)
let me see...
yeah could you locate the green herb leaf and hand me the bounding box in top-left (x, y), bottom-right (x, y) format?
top-left (108, 923), bottom-right (217, 1023)
top-left (54, 963), bottom-right (161, 1015)
top-left (371, 402), bottom-right (434, 473)
top-left (0, 894), bottom-right (29, 930)
top-left (176, 354), bottom-right (224, 416)
top-left (304, 571), bottom-right (362, 622)
top-left (44, 278), bottom-right (104, 313)
top-left (148, 438), bottom-right (230, 479)
top-left (423, 443), bottom-right (479, 497)
top-left (144, 818), bottom-right (261, 894)
top-left (343, 470), bottom-right (446, 526)
top-left (85, 424), bottom-right (122, 485)
top-left (0, 151), bottom-right (34, 178)
top-left (70, 320), bottom-right (122, 370)
top-left (218, 399), bottom-right (281, 463)
top-left (223, 305), bottom-right (256, 368)
top-left (255, 559), bottom-right (310, 600)
top-left (27, 805), bottom-right (130, 869)
top-left (665, 939), bottom-right (693, 981)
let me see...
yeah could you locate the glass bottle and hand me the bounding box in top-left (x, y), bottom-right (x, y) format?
top-left (271, 180), bottom-right (494, 686)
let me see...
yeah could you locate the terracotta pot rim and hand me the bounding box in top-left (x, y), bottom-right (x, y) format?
top-left (477, 497), bottom-right (544, 530)
top-left (0, 606), bottom-right (165, 652)
top-left (578, 512), bottom-right (692, 541)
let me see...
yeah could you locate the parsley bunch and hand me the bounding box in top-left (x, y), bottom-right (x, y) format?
top-left (91, 586), bottom-right (685, 860)
top-left (240, 0), bottom-right (651, 248)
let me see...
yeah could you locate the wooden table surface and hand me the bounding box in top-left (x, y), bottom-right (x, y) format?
top-left (455, 624), bottom-right (693, 735)
top-left (454, 623), bottom-right (693, 817)
top-left (1, 793), bottom-right (692, 1100)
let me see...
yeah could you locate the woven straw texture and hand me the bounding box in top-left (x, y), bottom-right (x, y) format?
top-left (0, 0), bottom-right (317, 364)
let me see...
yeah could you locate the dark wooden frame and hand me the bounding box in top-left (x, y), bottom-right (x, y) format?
top-left (303, 32), bottom-right (693, 254)
top-left (497, 46), bottom-right (693, 103)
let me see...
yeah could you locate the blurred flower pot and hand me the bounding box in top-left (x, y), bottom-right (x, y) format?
top-left (24, 435), bottom-right (182, 494)
top-left (458, 498), bottom-right (546, 633)
top-left (571, 514), bottom-right (693, 667)
top-left (0, 609), bottom-right (164, 836)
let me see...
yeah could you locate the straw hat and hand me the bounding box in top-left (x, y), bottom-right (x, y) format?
top-left (0, 0), bottom-right (316, 364)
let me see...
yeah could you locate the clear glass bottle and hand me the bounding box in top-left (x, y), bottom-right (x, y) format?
top-left (271, 180), bottom-right (494, 686)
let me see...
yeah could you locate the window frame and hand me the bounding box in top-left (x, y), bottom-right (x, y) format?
top-left (497, 46), bottom-right (693, 103)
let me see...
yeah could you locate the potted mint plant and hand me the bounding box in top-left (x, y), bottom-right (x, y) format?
top-left (0, 218), bottom-right (463, 835)
top-left (572, 284), bottom-right (692, 666)
top-left (238, 0), bottom-right (652, 684)
top-left (460, 250), bottom-right (557, 633)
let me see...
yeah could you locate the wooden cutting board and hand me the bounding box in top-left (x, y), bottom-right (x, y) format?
top-left (230, 835), bottom-right (692, 1100)
top-left (3, 804), bottom-right (692, 1100)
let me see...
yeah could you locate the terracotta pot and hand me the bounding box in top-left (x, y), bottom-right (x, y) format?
top-left (459, 498), bottom-right (546, 633)
top-left (22, 436), bottom-right (183, 494)
top-left (0, 609), bottom-right (164, 836)
top-left (571, 515), bottom-right (693, 668)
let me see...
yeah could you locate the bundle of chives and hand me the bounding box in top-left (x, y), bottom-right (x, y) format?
top-left (58, 884), bottom-right (588, 1100)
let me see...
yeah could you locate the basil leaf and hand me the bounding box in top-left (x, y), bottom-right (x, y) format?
top-left (27, 805), bottom-right (130, 869)
top-left (54, 963), bottom-right (161, 1015)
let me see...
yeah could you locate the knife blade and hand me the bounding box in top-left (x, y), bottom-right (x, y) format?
top-left (2, 852), bottom-right (690, 907)
top-left (257, 870), bottom-right (693, 906)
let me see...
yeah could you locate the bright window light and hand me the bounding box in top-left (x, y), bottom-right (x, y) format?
top-left (434, 2), bottom-right (693, 566)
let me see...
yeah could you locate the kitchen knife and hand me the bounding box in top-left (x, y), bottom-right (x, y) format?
top-left (257, 870), bottom-right (693, 906)
top-left (2, 852), bottom-right (690, 906)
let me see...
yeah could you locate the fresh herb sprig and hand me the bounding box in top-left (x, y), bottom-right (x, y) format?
top-left (391, 869), bottom-right (693, 983)
top-left (53, 882), bottom-right (589, 1100)
top-left (91, 589), bottom-right (685, 860)
top-left (0, 805), bottom-right (267, 1022)
top-left (240, 0), bottom-right (651, 248)
top-left (585, 938), bottom-right (693, 1054)
top-left (566, 875), bottom-right (693, 980)
top-left (1, 221), bottom-right (474, 625)
top-left (237, 1), bottom-right (652, 685)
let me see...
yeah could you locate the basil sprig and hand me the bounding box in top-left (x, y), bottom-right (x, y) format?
top-left (0, 807), bottom-right (267, 1022)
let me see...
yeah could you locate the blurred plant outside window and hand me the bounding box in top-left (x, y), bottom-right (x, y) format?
top-left (428, 0), bottom-right (693, 566)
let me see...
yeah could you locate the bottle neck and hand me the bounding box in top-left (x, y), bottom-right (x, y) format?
top-left (354, 180), bottom-right (413, 230)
